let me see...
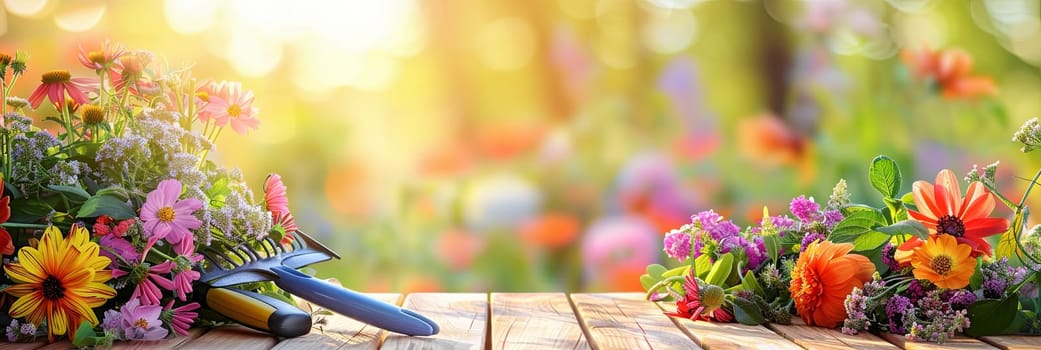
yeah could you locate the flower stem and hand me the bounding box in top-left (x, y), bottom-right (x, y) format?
top-left (644, 275), bottom-right (687, 300)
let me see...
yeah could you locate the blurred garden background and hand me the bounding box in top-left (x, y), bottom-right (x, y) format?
top-left (1, 0), bottom-right (1040, 292)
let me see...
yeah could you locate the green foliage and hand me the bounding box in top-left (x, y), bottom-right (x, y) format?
top-left (869, 155), bottom-right (901, 199)
top-left (77, 192), bottom-right (135, 219)
top-left (705, 253), bottom-right (734, 287)
top-left (965, 295), bottom-right (1019, 337)
top-left (730, 296), bottom-right (765, 325)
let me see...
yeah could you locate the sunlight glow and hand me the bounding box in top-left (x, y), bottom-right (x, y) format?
top-left (3, 0), bottom-right (46, 17)
top-left (53, 0), bottom-right (105, 32)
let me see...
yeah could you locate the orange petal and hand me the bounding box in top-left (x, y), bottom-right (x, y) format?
top-left (912, 181), bottom-right (942, 219)
top-left (959, 182), bottom-right (995, 220)
top-left (935, 169), bottom-right (961, 215)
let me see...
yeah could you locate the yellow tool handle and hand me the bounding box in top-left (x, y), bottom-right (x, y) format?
top-left (198, 284), bottom-right (312, 338)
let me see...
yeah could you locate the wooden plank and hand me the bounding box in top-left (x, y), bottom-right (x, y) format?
top-left (979, 335), bottom-right (1041, 350)
top-left (669, 317), bottom-right (801, 350)
top-left (570, 293), bottom-right (700, 350)
top-left (490, 293), bottom-right (589, 350)
top-left (112, 328), bottom-right (208, 349)
top-left (0, 341), bottom-right (47, 350)
top-left (381, 293), bottom-right (488, 350)
top-left (880, 332), bottom-right (997, 349)
top-left (272, 293), bottom-right (401, 350)
top-left (176, 325), bottom-right (278, 350)
top-left (766, 318), bottom-right (898, 350)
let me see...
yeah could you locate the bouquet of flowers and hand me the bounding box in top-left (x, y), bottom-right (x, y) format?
top-left (643, 120), bottom-right (1041, 344)
top-left (0, 41), bottom-right (303, 345)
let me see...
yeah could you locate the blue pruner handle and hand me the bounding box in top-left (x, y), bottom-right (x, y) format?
top-left (270, 265), bottom-right (440, 336)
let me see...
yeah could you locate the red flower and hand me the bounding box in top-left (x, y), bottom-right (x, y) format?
top-left (902, 47), bottom-right (996, 100)
top-left (897, 169), bottom-right (1010, 264)
top-left (0, 177), bottom-right (13, 255)
top-left (665, 269), bottom-right (733, 322)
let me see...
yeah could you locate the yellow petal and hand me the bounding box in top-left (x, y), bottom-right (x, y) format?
top-left (8, 292), bottom-right (44, 318)
top-left (4, 263), bottom-right (42, 284)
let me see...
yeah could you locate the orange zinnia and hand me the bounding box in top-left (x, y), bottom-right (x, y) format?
top-left (789, 240), bottom-right (875, 328)
top-left (910, 234), bottom-right (975, 289)
top-left (902, 47), bottom-right (996, 100)
top-left (897, 169), bottom-right (1009, 265)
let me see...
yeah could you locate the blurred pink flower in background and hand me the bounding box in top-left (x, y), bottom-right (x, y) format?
top-left (616, 152), bottom-right (700, 234)
top-left (581, 216), bottom-right (659, 291)
top-left (435, 229), bottom-right (485, 271)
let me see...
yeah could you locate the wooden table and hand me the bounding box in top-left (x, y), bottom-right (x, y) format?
top-left (2, 293), bottom-right (1038, 349)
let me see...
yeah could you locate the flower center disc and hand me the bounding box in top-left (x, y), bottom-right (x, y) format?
top-left (42, 275), bottom-right (65, 300)
top-left (936, 215), bottom-right (965, 237)
top-left (88, 51), bottom-right (106, 65)
top-left (157, 206), bottom-right (176, 222)
top-left (134, 318), bottom-right (149, 328)
top-left (226, 104), bottom-right (241, 118)
top-left (930, 255), bottom-right (953, 275)
top-left (41, 70), bottom-right (71, 84)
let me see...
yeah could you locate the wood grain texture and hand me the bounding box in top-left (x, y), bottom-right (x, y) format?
top-left (381, 293), bottom-right (488, 350)
top-left (671, 318), bottom-right (801, 350)
top-left (110, 328), bottom-right (208, 349)
top-left (879, 332), bottom-right (997, 350)
top-left (0, 341), bottom-right (47, 350)
top-left (490, 293), bottom-right (589, 350)
top-left (571, 293), bottom-right (700, 350)
top-left (176, 325), bottom-right (278, 350)
top-left (272, 293), bottom-right (402, 350)
top-left (766, 318), bottom-right (898, 350)
top-left (979, 335), bottom-right (1041, 350)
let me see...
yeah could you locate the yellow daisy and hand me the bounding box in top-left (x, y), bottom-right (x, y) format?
top-left (4, 225), bottom-right (116, 341)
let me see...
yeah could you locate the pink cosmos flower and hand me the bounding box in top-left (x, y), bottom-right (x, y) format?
top-left (120, 298), bottom-right (168, 340)
top-left (27, 70), bottom-right (93, 109)
top-left (141, 179), bottom-right (203, 245)
top-left (199, 80), bottom-right (259, 135)
top-left (163, 301), bottom-right (200, 336)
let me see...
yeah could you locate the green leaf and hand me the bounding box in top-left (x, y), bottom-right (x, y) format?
top-left (901, 192), bottom-right (915, 207)
top-left (95, 186), bottom-right (130, 201)
top-left (840, 204), bottom-right (878, 217)
top-left (47, 185), bottom-right (91, 202)
top-left (965, 295), bottom-right (1019, 337)
top-left (662, 265), bottom-right (688, 278)
top-left (647, 264), bottom-right (667, 279)
top-left (731, 297), bottom-right (765, 325)
top-left (76, 193), bottom-right (135, 219)
top-left (694, 254), bottom-right (712, 280)
top-left (705, 253), bottom-right (734, 287)
top-left (9, 198), bottom-right (54, 223)
top-left (969, 256), bottom-right (984, 290)
top-left (640, 274), bottom-right (656, 291)
top-left (996, 207), bottom-right (1027, 259)
top-left (763, 234), bottom-right (781, 262)
top-left (740, 270), bottom-right (765, 296)
top-left (874, 220), bottom-right (929, 241)
top-left (71, 321), bottom-right (98, 347)
top-left (829, 210), bottom-right (888, 250)
top-left (869, 155), bottom-right (901, 198)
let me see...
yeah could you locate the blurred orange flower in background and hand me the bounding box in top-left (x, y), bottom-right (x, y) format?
top-left (789, 240), bottom-right (875, 328)
top-left (518, 213), bottom-right (580, 249)
top-left (902, 47), bottom-right (997, 100)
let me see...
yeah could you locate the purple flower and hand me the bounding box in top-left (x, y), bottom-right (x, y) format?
top-left (800, 232), bottom-right (826, 253)
top-left (882, 244), bottom-right (901, 272)
top-left (663, 230), bottom-right (692, 262)
top-left (886, 295), bottom-right (914, 334)
top-left (141, 179), bottom-right (203, 245)
top-left (6, 319), bottom-right (18, 342)
top-left (823, 209), bottom-right (844, 229)
top-left (789, 195), bottom-right (821, 223)
top-left (946, 290), bottom-right (977, 308)
top-left (99, 235), bottom-right (140, 267)
top-left (691, 210), bottom-right (739, 240)
top-left (120, 298), bottom-right (169, 340)
top-left (102, 309), bottom-right (123, 334)
top-left (771, 215), bottom-right (797, 231)
top-left (907, 279), bottom-right (932, 303)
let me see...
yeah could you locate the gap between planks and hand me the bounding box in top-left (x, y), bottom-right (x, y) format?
top-left (489, 293), bottom-right (589, 350)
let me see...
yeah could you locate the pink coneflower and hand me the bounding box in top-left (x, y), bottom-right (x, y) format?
top-left (666, 269), bottom-right (734, 322)
top-left (27, 70), bottom-right (92, 109)
top-left (119, 298), bottom-right (168, 340)
top-left (199, 80), bottom-right (259, 135)
top-left (141, 179), bottom-right (203, 246)
top-left (169, 239), bottom-right (203, 301)
top-left (78, 40), bottom-right (125, 76)
top-left (265, 173), bottom-right (298, 244)
top-left (120, 262), bottom-right (175, 305)
top-left (162, 301), bottom-right (200, 336)
top-left (264, 173), bottom-right (290, 214)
